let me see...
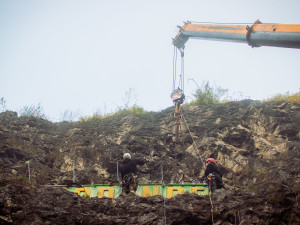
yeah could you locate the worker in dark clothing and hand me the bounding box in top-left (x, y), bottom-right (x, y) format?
top-left (120, 153), bottom-right (144, 195)
top-left (204, 158), bottom-right (224, 191)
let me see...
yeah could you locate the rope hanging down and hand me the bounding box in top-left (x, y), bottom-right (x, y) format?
top-left (161, 164), bottom-right (167, 225)
top-left (180, 110), bottom-right (206, 171)
top-left (172, 46), bottom-right (177, 91)
top-left (180, 48), bottom-right (184, 93)
top-left (171, 46), bottom-right (185, 144)
top-left (171, 45), bottom-right (207, 169)
top-left (171, 46), bottom-right (185, 94)
top-left (170, 46), bottom-right (214, 223)
top-left (180, 108), bottom-right (215, 224)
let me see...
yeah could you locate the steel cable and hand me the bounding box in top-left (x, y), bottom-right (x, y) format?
top-left (172, 46), bottom-right (185, 92)
top-left (172, 46), bottom-right (178, 91)
top-left (181, 49), bottom-right (184, 92)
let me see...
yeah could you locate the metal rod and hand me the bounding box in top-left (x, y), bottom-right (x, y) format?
top-left (161, 164), bottom-right (164, 182)
top-left (27, 162), bottom-right (31, 183)
top-left (73, 163), bottom-right (75, 183)
top-left (117, 161), bottom-right (119, 182)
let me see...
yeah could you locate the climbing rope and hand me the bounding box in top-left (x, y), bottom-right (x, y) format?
top-left (180, 109), bottom-right (206, 171)
top-left (171, 37), bottom-right (215, 225)
top-left (161, 164), bottom-right (167, 225)
top-left (171, 46), bottom-right (185, 146)
top-left (209, 193), bottom-right (215, 225)
top-left (179, 107), bottom-right (216, 224)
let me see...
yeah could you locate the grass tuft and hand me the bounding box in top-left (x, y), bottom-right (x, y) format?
top-left (80, 105), bottom-right (147, 122)
top-left (264, 91), bottom-right (300, 103)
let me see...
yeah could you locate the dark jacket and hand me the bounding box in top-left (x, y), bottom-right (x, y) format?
top-left (205, 163), bottom-right (224, 189)
top-left (120, 158), bottom-right (144, 178)
top-left (205, 163), bottom-right (222, 178)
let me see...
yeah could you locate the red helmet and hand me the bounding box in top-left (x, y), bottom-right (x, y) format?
top-left (205, 158), bottom-right (216, 164)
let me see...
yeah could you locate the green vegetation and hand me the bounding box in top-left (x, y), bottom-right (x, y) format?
top-left (2, 86), bottom-right (299, 122)
top-left (264, 91), bottom-right (300, 103)
top-left (188, 80), bottom-right (228, 105)
top-left (80, 105), bottom-right (147, 122)
top-left (187, 80), bottom-right (300, 106)
top-left (114, 105), bottom-right (147, 116)
top-left (80, 88), bottom-right (147, 122)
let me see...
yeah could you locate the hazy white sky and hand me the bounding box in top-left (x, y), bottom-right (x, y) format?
top-left (1, 0), bottom-right (299, 121)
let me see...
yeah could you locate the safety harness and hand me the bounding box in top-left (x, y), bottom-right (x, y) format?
top-left (121, 173), bottom-right (137, 191)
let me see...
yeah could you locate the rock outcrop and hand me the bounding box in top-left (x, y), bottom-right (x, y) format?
top-left (0, 100), bottom-right (299, 224)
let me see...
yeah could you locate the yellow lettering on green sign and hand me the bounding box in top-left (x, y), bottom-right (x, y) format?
top-left (191, 187), bottom-right (205, 195)
top-left (142, 186), bottom-right (160, 197)
top-left (97, 187), bottom-right (115, 198)
top-left (167, 187), bottom-right (183, 198)
top-left (153, 186), bottom-right (159, 196)
top-left (75, 188), bottom-right (91, 198)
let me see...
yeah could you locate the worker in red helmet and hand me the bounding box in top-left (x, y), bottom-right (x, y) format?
top-left (204, 158), bottom-right (225, 191)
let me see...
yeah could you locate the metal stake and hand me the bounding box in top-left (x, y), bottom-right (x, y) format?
top-left (73, 162), bottom-right (76, 183)
top-left (27, 162), bottom-right (31, 183)
top-left (161, 164), bottom-right (164, 182)
top-left (117, 161), bottom-right (119, 183)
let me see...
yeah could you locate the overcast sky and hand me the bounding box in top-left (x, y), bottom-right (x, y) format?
top-left (1, 0), bottom-right (299, 121)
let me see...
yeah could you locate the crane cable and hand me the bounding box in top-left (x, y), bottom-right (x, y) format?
top-left (172, 45), bottom-right (215, 224)
top-left (180, 109), bottom-right (216, 224)
top-left (172, 46), bottom-right (185, 144)
top-left (172, 41), bottom-right (215, 225)
top-left (172, 46), bottom-right (185, 92)
top-left (180, 48), bottom-right (184, 93)
top-left (172, 45), bottom-right (178, 91)
top-left (181, 109), bottom-right (215, 224)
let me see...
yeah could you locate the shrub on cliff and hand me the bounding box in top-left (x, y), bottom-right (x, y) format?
top-left (19, 103), bottom-right (47, 119)
top-left (287, 91), bottom-right (300, 103)
top-left (80, 105), bottom-right (147, 122)
top-left (113, 105), bottom-right (147, 116)
top-left (189, 81), bottom-right (228, 105)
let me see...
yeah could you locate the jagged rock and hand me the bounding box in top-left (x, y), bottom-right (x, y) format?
top-left (0, 101), bottom-right (299, 224)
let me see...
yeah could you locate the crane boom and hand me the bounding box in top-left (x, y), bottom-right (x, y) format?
top-left (173, 20), bottom-right (300, 49)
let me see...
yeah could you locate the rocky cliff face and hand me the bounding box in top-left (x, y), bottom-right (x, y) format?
top-left (0, 100), bottom-right (299, 224)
